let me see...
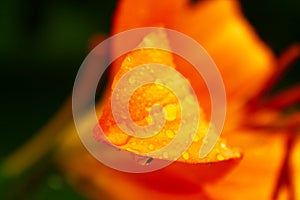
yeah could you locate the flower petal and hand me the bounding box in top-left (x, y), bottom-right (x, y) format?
top-left (112, 0), bottom-right (276, 133)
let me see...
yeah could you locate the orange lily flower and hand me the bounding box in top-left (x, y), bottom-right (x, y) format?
top-left (54, 0), bottom-right (299, 200)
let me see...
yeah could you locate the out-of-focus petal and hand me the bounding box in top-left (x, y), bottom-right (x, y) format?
top-left (204, 130), bottom-right (287, 200)
top-left (57, 130), bottom-right (213, 200)
top-left (57, 125), bottom-right (286, 199)
top-left (291, 135), bottom-right (300, 200)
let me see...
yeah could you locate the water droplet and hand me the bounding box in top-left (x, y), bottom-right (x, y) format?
top-left (216, 154), bottom-right (225, 161)
top-left (193, 135), bottom-right (199, 142)
top-left (154, 79), bottom-right (165, 90)
top-left (182, 152), bottom-right (189, 160)
top-left (145, 116), bottom-right (152, 124)
top-left (129, 77), bottom-right (136, 84)
top-left (131, 141), bottom-right (137, 146)
top-left (164, 104), bottom-right (177, 121)
top-left (166, 130), bottom-right (174, 138)
top-left (148, 144), bottom-right (154, 150)
top-left (221, 142), bottom-right (226, 149)
top-left (126, 147), bottom-right (139, 153)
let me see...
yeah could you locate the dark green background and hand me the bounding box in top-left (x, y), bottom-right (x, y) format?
top-left (0, 0), bottom-right (299, 199)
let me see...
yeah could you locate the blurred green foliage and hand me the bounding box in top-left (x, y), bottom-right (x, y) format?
top-left (0, 0), bottom-right (117, 156)
top-left (0, 0), bottom-right (299, 199)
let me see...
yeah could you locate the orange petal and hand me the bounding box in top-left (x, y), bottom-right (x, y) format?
top-left (96, 29), bottom-right (241, 186)
top-left (204, 130), bottom-right (287, 199)
top-left (291, 135), bottom-right (300, 200)
top-left (58, 130), bottom-right (241, 199)
top-left (112, 0), bottom-right (276, 133)
top-left (58, 128), bottom-right (284, 200)
top-left (59, 147), bottom-right (213, 200)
